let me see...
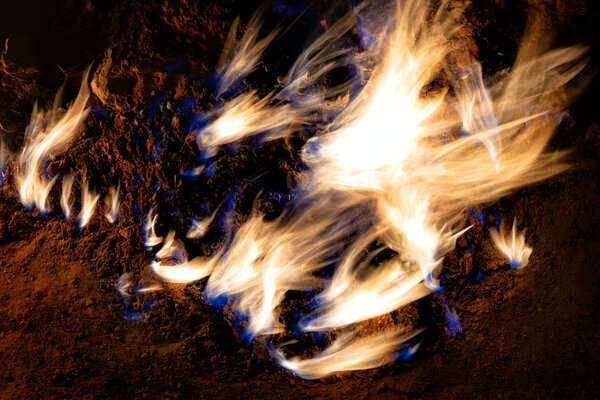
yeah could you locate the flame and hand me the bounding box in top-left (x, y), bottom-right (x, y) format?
top-left (0, 138), bottom-right (7, 168)
top-left (60, 174), bottom-right (75, 220)
top-left (195, 12), bottom-right (356, 157)
top-left (186, 207), bottom-right (219, 239)
top-left (155, 231), bottom-right (188, 264)
top-left (77, 179), bottom-right (100, 230)
top-left (144, 206), bottom-right (163, 248)
top-left (16, 70), bottom-right (90, 214)
top-left (116, 272), bottom-right (133, 300)
top-left (271, 328), bottom-right (424, 380)
top-left (491, 217), bottom-right (533, 268)
top-left (116, 272), bottom-right (162, 300)
top-left (0, 137), bottom-right (9, 186)
top-left (151, 0), bottom-right (584, 378)
top-left (105, 183), bottom-right (120, 223)
top-left (216, 10), bottom-right (280, 96)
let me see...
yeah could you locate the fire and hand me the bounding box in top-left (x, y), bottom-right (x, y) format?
top-left (152, 0), bottom-right (585, 378)
top-left (60, 174), bottom-right (75, 220)
top-left (77, 179), bottom-right (100, 230)
top-left (104, 183), bottom-right (120, 223)
top-left (0, 138), bottom-right (8, 186)
top-left (186, 206), bottom-right (219, 239)
top-left (271, 328), bottom-right (424, 380)
top-left (4, 0), bottom-right (585, 380)
top-left (196, 12), bottom-right (356, 157)
top-left (216, 11), bottom-right (280, 96)
top-left (16, 70), bottom-right (91, 214)
top-left (143, 206), bottom-right (163, 248)
top-left (491, 217), bottom-right (533, 269)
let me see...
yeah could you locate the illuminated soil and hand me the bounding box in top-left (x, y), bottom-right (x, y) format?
top-left (1, 1), bottom-right (599, 398)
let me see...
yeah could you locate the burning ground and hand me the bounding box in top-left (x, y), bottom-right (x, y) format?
top-left (1, 0), bottom-right (600, 398)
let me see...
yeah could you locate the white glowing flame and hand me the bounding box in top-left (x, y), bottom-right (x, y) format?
top-left (60, 174), bottom-right (75, 220)
top-left (151, 257), bottom-right (217, 284)
top-left (151, 231), bottom-right (218, 283)
top-left (105, 183), bottom-right (120, 223)
top-left (155, 231), bottom-right (188, 264)
top-left (491, 217), bottom-right (533, 269)
top-left (186, 207), bottom-right (219, 239)
top-left (116, 272), bottom-right (162, 299)
top-left (116, 273), bottom-right (132, 299)
top-left (271, 328), bottom-right (424, 380)
top-left (152, 1), bottom-right (585, 378)
top-left (1, 138), bottom-right (9, 186)
top-left (217, 11), bottom-right (279, 96)
top-left (135, 284), bottom-right (162, 294)
top-left (0, 138), bottom-right (8, 170)
top-left (16, 70), bottom-right (90, 213)
top-left (77, 179), bottom-right (100, 229)
top-left (144, 206), bottom-right (163, 248)
top-left (196, 13), bottom-right (356, 157)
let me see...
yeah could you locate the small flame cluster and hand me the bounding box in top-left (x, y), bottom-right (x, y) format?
top-left (4, 69), bottom-right (121, 229)
top-left (0, 0), bottom-right (585, 379)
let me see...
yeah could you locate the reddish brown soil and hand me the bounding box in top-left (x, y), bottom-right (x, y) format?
top-left (1, 1), bottom-right (599, 399)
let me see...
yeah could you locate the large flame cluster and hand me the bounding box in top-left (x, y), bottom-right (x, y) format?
top-left (0, 0), bottom-right (586, 379)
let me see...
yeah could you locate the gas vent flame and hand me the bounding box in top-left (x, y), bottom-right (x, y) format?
top-left (272, 328), bottom-right (425, 380)
top-left (147, 0), bottom-right (585, 379)
top-left (144, 206), bottom-right (163, 248)
top-left (195, 12), bottom-right (356, 157)
top-left (60, 174), bottom-right (75, 220)
top-left (105, 183), bottom-right (120, 223)
top-left (77, 179), bottom-right (100, 230)
top-left (186, 207), bottom-right (219, 239)
top-left (16, 70), bottom-right (90, 214)
top-left (0, 137), bottom-right (9, 186)
top-left (151, 0), bottom-right (586, 378)
top-left (216, 10), bottom-right (280, 96)
top-left (491, 217), bottom-right (533, 269)
top-left (150, 0), bottom-right (585, 378)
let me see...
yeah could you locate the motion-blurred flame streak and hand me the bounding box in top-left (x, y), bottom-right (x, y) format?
top-left (196, 13), bottom-right (357, 158)
top-left (151, 0), bottom-right (585, 378)
top-left (77, 179), bottom-right (100, 229)
top-left (16, 71), bottom-right (90, 214)
top-left (186, 207), bottom-right (219, 239)
top-left (217, 11), bottom-right (280, 96)
top-left (60, 174), bottom-right (75, 220)
top-left (144, 206), bottom-right (163, 248)
top-left (271, 328), bottom-right (425, 380)
top-left (0, 138), bottom-right (8, 185)
top-left (105, 183), bottom-right (120, 223)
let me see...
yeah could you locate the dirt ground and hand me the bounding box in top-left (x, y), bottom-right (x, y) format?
top-left (1, 1), bottom-right (599, 399)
